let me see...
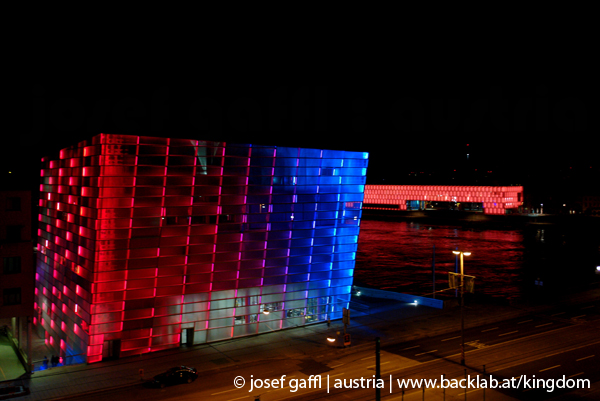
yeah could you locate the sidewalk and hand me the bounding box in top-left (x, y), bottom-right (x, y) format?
top-left (3, 284), bottom-right (599, 401)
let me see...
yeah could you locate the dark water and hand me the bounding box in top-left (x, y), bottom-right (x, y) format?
top-left (355, 219), bottom-right (600, 302)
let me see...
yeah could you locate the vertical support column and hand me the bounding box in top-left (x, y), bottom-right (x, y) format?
top-left (27, 316), bottom-right (32, 373)
top-left (181, 139), bottom-right (199, 343)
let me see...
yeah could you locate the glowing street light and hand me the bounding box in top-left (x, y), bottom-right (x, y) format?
top-left (452, 250), bottom-right (471, 366)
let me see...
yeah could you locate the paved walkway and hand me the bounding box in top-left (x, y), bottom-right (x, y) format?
top-left (0, 335), bottom-right (25, 382)
top-left (1, 284), bottom-right (598, 400)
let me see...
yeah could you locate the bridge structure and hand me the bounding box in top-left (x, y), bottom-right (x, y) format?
top-left (363, 185), bottom-right (523, 215)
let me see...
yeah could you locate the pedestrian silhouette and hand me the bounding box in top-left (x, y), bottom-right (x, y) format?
top-left (43, 356), bottom-right (49, 369)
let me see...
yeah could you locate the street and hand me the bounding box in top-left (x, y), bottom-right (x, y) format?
top-left (67, 302), bottom-right (600, 400)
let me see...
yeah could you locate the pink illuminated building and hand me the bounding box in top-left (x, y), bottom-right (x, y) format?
top-left (35, 134), bottom-right (368, 363)
top-left (364, 185), bottom-right (523, 215)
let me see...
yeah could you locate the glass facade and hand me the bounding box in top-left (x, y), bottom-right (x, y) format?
top-left (35, 133), bottom-right (368, 363)
top-left (364, 185), bottom-right (523, 215)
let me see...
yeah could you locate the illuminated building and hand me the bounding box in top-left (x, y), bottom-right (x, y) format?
top-left (364, 185), bottom-right (523, 215)
top-left (582, 195), bottom-right (600, 216)
top-left (35, 134), bottom-right (368, 363)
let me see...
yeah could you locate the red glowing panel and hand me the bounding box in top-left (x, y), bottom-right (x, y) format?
top-left (88, 355), bottom-right (102, 363)
top-left (363, 185), bottom-right (523, 215)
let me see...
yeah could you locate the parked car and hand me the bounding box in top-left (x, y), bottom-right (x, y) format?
top-left (151, 366), bottom-right (198, 388)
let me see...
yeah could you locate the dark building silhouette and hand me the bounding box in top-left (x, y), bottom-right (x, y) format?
top-left (0, 188), bottom-right (34, 372)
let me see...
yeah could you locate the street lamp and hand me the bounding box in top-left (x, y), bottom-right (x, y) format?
top-left (452, 250), bottom-right (471, 366)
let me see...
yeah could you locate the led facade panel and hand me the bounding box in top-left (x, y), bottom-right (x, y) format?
top-left (35, 134), bottom-right (368, 363)
top-left (364, 185), bottom-right (523, 215)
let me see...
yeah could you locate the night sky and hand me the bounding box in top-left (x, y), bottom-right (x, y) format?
top-left (6, 79), bottom-right (598, 209)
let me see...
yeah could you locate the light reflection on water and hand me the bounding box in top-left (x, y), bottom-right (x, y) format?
top-left (355, 219), bottom-right (600, 301)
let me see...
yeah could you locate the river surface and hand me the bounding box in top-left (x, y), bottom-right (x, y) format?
top-left (354, 219), bottom-right (600, 302)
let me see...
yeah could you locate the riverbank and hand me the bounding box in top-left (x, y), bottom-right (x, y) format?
top-left (362, 209), bottom-right (600, 229)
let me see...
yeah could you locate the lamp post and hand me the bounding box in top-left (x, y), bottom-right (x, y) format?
top-left (452, 250), bottom-right (471, 366)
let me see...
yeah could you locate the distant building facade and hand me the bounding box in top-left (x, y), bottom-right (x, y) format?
top-left (35, 134), bottom-right (368, 363)
top-left (0, 189), bottom-right (34, 371)
top-left (363, 185), bottom-right (523, 215)
top-left (582, 195), bottom-right (600, 216)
